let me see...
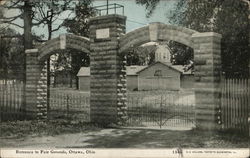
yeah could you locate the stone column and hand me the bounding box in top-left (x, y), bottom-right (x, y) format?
top-left (192, 32), bottom-right (222, 130)
top-left (89, 14), bottom-right (127, 126)
top-left (25, 49), bottom-right (47, 120)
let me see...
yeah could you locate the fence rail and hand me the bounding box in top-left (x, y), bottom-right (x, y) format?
top-left (221, 78), bottom-right (249, 135)
top-left (0, 81), bottom-right (25, 121)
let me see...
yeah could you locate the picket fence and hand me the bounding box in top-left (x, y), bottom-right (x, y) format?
top-left (0, 80), bottom-right (25, 121)
top-left (1, 77), bottom-right (249, 136)
top-left (221, 77), bottom-right (249, 135)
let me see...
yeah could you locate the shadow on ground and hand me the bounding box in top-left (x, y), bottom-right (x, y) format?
top-left (0, 128), bottom-right (248, 148)
top-left (63, 128), bottom-right (248, 148)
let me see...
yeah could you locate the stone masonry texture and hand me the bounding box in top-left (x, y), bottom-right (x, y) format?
top-left (25, 14), bottom-right (222, 131)
top-left (89, 14), bottom-right (127, 126)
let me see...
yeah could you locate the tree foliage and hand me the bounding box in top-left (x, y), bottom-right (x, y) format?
top-left (0, 28), bottom-right (24, 80)
top-left (60, 0), bottom-right (94, 88)
top-left (126, 45), bottom-right (157, 66)
top-left (169, 41), bottom-right (193, 66)
top-left (62, 0), bottom-right (95, 37)
top-left (1, 0), bottom-right (78, 40)
top-left (137, 0), bottom-right (250, 76)
top-left (135, 0), bottom-right (160, 17)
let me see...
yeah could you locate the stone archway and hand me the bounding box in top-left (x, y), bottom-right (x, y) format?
top-left (25, 34), bottom-right (90, 119)
top-left (26, 14), bottom-right (222, 131)
top-left (119, 22), bottom-right (222, 130)
top-left (119, 23), bottom-right (197, 53)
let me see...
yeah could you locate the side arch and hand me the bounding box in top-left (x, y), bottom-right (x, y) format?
top-left (37, 34), bottom-right (90, 63)
top-left (119, 23), bottom-right (198, 54)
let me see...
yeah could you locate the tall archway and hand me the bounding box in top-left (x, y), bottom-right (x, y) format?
top-left (25, 34), bottom-right (90, 119)
top-left (26, 14), bottom-right (222, 131)
top-left (119, 22), bottom-right (222, 130)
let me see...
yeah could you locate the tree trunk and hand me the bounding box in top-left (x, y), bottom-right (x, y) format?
top-left (47, 24), bottom-right (52, 113)
top-left (23, 0), bottom-right (33, 118)
top-left (23, 0), bottom-right (33, 50)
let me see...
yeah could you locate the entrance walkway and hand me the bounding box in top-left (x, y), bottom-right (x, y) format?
top-left (0, 128), bottom-right (248, 148)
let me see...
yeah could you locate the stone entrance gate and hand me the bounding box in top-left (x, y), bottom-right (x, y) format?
top-left (25, 14), bottom-right (222, 130)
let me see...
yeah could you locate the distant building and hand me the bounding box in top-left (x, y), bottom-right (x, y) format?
top-left (77, 44), bottom-right (194, 91)
top-left (77, 67), bottom-right (90, 91)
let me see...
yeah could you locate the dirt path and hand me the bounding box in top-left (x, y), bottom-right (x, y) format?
top-left (0, 128), bottom-right (248, 148)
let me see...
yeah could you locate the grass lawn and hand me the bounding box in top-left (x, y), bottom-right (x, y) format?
top-left (0, 120), bottom-right (248, 148)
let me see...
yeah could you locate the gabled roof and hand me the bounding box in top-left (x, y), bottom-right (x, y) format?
top-left (77, 67), bottom-right (90, 76)
top-left (77, 62), bottom-right (192, 77)
top-left (137, 61), bottom-right (183, 74)
top-left (126, 65), bottom-right (147, 75)
top-left (77, 66), bottom-right (147, 77)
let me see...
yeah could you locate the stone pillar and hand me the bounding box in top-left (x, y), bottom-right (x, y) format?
top-left (89, 14), bottom-right (127, 126)
top-left (25, 49), bottom-right (47, 120)
top-left (192, 32), bottom-right (222, 130)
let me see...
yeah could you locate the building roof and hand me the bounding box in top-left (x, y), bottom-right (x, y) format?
top-left (126, 65), bottom-right (147, 75)
top-left (171, 65), bottom-right (192, 75)
top-left (137, 61), bottom-right (189, 74)
top-left (77, 67), bottom-right (90, 76)
top-left (77, 66), bottom-right (147, 77)
top-left (77, 62), bottom-right (192, 77)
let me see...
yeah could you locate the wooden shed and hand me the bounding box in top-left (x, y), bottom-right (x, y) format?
top-left (137, 62), bottom-right (183, 91)
top-left (77, 67), bottom-right (90, 91)
top-left (77, 62), bottom-right (192, 92)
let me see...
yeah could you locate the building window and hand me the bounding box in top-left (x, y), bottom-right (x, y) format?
top-left (154, 70), bottom-right (162, 77)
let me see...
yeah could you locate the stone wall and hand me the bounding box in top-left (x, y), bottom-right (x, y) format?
top-left (192, 32), bottom-right (222, 130)
top-left (119, 23), bottom-right (197, 54)
top-left (38, 34), bottom-right (90, 62)
top-left (89, 15), bottom-right (127, 126)
top-left (25, 49), bottom-right (47, 119)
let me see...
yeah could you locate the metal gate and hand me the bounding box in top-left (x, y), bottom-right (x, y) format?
top-left (126, 91), bottom-right (196, 130)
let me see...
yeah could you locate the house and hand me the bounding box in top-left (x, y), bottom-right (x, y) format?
top-left (77, 44), bottom-right (194, 91)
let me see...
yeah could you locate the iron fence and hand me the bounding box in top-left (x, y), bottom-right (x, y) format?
top-left (48, 89), bottom-right (90, 122)
top-left (126, 91), bottom-right (196, 129)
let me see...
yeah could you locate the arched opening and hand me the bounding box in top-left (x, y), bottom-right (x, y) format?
top-left (120, 23), bottom-right (196, 92)
top-left (25, 15), bottom-right (222, 130)
top-left (119, 23), bottom-right (221, 129)
top-left (118, 23), bottom-right (197, 130)
top-left (25, 34), bottom-right (90, 120)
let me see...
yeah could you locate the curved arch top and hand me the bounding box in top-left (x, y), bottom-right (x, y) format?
top-left (37, 34), bottom-right (90, 62)
top-left (119, 23), bottom-right (198, 54)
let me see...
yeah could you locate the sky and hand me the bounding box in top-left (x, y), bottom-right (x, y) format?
top-left (93, 0), bottom-right (177, 32)
top-left (2, 0), bottom-right (178, 39)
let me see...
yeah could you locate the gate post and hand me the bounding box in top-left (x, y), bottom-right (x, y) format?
top-left (89, 15), bottom-right (127, 126)
top-left (25, 49), bottom-right (47, 120)
top-left (192, 32), bottom-right (222, 130)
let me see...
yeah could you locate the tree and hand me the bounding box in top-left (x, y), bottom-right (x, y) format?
top-left (62, 0), bottom-right (95, 37)
top-left (126, 45), bottom-right (157, 66)
top-left (1, 0), bottom-right (78, 40)
top-left (135, 0), bottom-right (160, 18)
top-left (33, 0), bottom-right (78, 40)
top-left (0, 28), bottom-right (24, 80)
top-left (137, 0), bottom-right (250, 77)
top-left (168, 41), bottom-right (193, 66)
top-left (62, 0), bottom-right (95, 88)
